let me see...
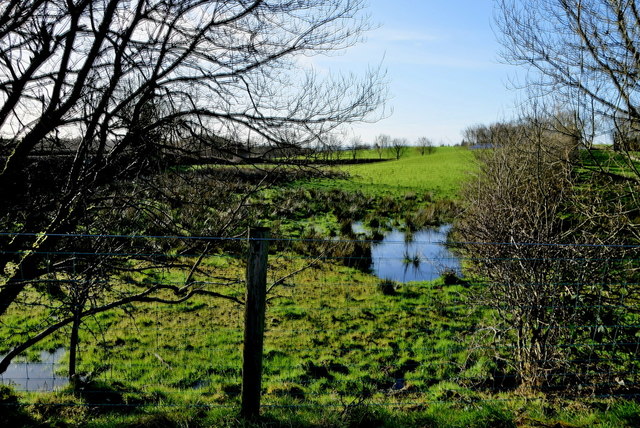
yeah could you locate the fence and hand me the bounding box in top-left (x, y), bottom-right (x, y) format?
top-left (0, 229), bottom-right (639, 418)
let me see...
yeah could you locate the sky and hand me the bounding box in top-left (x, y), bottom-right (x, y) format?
top-left (313, 0), bottom-right (521, 145)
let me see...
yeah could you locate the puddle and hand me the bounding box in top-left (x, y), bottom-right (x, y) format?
top-left (0, 348), bottom-right (68, 391)
top-left (354, 223), bottom-right (462, 283)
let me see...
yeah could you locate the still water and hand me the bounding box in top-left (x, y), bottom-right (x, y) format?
top-left (355, 223), bottom-right (462, 283)
top-left (0, 348), bottom-right (67, 391)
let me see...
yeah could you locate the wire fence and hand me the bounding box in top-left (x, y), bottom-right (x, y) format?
top-left (0, 230), bottom-right (639, 413)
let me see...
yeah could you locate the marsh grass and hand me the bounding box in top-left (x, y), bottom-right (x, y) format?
top-left (377, 279), bottom-right (398, 296)
top-left (2, 253), bottom-right (501, 423)
top-left (255, 146), bottom-right (474, 240)
top-left (4, 256), bottom-right (637, 426)
top-left (3, 145), bottom-right (638, 426)
top-left (402, 250), bottom-right (421, 269)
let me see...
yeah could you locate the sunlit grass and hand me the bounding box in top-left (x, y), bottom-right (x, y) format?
top-left (4, 255), bottom-right (495, 419)
top-left (578, 146), bottom-right (640, 180)
top-left (4, 144), bottom-right (639, 426)
top-left (308, 146), bottom-right (476, 200)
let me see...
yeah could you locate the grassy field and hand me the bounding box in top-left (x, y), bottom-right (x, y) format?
top-left (5, 253), bottom-right (639, 427)
top-left (578, 147), bottom-right (640, 180)
top-left (259, 146), bottom-right (475, 238)
top-left (3, 145), bottom-right (640, 427)
top-left (309, 146), bottom-right (475, 200)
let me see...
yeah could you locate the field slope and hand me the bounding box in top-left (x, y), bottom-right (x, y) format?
top-left (325, 146), bottom-right (475, 200)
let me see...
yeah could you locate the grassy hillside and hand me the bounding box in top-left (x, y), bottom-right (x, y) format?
top-left (260, 146), bottom-right (476, 237)
top-left (344, 146), bottom-right (475, 199)
top-left (310, 146), bottom-right (475, 200)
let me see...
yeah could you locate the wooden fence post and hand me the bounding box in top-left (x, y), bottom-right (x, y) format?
top-left (241, 227), bottom-right (270, 419)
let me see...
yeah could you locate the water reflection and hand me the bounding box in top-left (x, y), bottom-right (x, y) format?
top-left (354, 223), bottom-right (462, 283)
top-left (0, 348), bottom-right (67, 391)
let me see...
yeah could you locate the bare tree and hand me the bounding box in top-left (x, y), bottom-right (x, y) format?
top-left (389, 137), bottom-right (409, 160)
top-left (471, 2), bottom-right (640, 389)
top-left (0, 0), bottom-right (385, 373)
top-left (496, 0), bottom-right (640, 176)
top-left (348, 135), bottom-right (363, 161)
top-left (461, 124), bottom-right (492, 147)
top-left (322, 132), bottom-right (343, 162)
top-left (416, 136), bottom-right (435, 155)
top-left (458, 115), bottom-right (638, 390)
top-left (373, 133), bottom-right (391, 159)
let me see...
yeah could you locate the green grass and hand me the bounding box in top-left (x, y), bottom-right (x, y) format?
top-left (3, 145), bottom-right (639, 426)
top-left (308, 146), bottom-right (476, 200)
top-left (579, 147), bottom-right (640, 180)
top-left (0, 254), bottom-right (491, 424)
top-left (4, 252), bottom-right (638, 426)
top-left (9, 391), bottom-right (637, 427)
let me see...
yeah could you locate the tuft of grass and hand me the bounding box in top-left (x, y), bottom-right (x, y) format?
top-left (377, 279), bottom-right (399, 296)
top-left (402, 250), bottom-right (421, 268)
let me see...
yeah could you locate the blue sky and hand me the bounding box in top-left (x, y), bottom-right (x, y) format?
top-left (315, 1), bottom-right (520, 145)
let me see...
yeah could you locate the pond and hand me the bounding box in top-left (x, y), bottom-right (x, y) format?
top-left (0, 348), bottom-right (67, 391)
top-left (353, 223), bottom-right (462, 283)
